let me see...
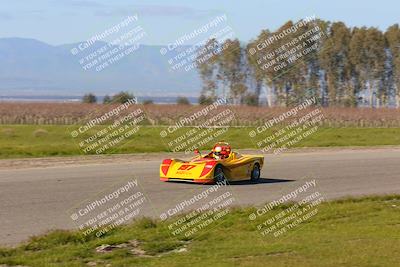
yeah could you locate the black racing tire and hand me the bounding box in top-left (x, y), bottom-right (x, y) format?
top-left (250, 163), bottom-right (261, 182)
top-left (214, 165), bottom-right (226, 184)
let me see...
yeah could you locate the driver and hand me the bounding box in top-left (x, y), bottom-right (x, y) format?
top-left (213, 144), bottom-right (231, 159)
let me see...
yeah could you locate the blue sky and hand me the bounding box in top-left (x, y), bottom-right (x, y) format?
top-left (0, 0), bottom-right (399, 45)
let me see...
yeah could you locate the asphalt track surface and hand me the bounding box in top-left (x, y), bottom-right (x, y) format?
top-left (1, 148), bottom-right (400, 246)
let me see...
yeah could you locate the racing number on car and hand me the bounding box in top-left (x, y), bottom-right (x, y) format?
top-left (178, 165), bottom-right (196, 171)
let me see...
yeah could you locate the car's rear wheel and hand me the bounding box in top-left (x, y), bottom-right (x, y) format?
top-left (214, 165), bottom-right (226, 183)
top-left (250, 163), bottom-right (260, 182)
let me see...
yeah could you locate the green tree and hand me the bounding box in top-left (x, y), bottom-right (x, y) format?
top-left (82, 93), bottom-right (97, 104)
top-left (176, 96), bottom-right (190, 105)
top-left (319, 22), bottom-right (353, 106)
top-left (266, 20), bottom-right (299, 106)
top-left (196, 39), bottom-right (220, 101)
top-left (247, 29), bottom-right (277, 106)
top-left (196, 20), bottom-right (399, 108)
top-left (103, 95), bottom-right (111, 104)
top-left (111, 91), bottom-right (135, 104)
top-left (246, 40), bottom-right (264, 106)
top-left (217, 39), bottom-right (247, 103)
top-left (349, 27), bottom-right (385, 107)
top-left (385, 24), bottom-right (400, 107)
top-left (198, 94), bottom-right (214, 105)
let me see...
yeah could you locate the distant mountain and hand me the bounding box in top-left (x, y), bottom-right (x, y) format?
top-left (0, 38), bottom-right (201, 97)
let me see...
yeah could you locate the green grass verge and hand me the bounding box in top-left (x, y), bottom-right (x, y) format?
top-left (1, 196), bottom-right (399, 266)
top-left (0, 125), bottom-right (400, 158)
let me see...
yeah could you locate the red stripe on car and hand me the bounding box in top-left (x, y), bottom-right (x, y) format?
top-left (161, 159), bottom-right (172, 176)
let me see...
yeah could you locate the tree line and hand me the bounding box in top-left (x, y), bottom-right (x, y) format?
top-left (82, 91), bottom-right (136, 104)
top-left (82, 92), bottom-right (191, 105)
top-left (196, 19), bottom-right (400, 108)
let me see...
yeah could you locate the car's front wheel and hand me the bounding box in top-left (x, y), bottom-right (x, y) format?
top-left (214, 165), bottom-right (226, 183)
top-left (250, 163), bottom-right (260, 182)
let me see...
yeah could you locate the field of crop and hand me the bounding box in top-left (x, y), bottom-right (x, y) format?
top-left (1, 102), bottom-right (400, 127)
top-left (1, 196), bottom-right (399, 267)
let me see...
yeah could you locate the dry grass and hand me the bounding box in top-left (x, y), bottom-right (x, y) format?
top-left (0, 102), bottom-right (399, 127)
top-left (1, 128), bottom-right (15, 137)
top-left (32, 128), bottom-right (49, 137)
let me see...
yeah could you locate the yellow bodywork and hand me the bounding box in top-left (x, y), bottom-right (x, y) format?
top-left (160, 151), bottom-right (264, 184)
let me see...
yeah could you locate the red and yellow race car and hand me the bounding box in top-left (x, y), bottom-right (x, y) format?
top-left (160, 142), bottom-right (264, 184)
